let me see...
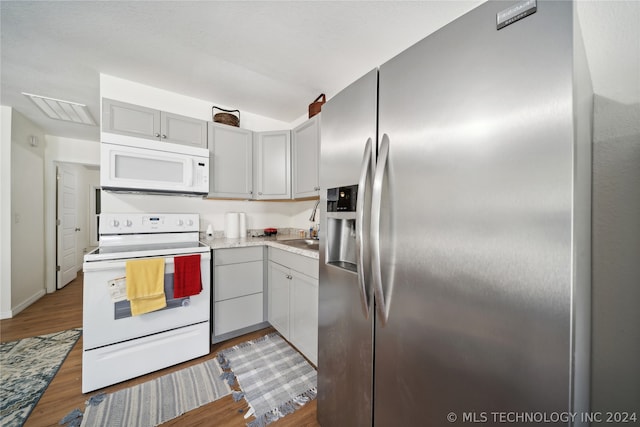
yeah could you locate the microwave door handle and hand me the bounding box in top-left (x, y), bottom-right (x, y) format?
top-left (185, 158), bottom-right (194, 187)
top-left (110, 150), bottom-right (118, 180)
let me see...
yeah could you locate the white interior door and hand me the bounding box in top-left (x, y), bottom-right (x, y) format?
top-left (57, 165), bottom-right (78, 288)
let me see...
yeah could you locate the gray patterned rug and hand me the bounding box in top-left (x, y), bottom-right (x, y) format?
top-left (217, 333), bottom-right (317, 427)
top-left (0, 328), bottom-right (82, 427)
top-left (77, 358), bottom-right (231, 427)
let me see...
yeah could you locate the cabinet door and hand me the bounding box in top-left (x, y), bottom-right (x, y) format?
top-left (268, 261), bottom-right (290, 339)
top-left (208, 123), bottom-right (253, 199)
top-left (292, 115), bottom-right (320, 198)
top-left (254, 130), bottom-right (291, 200)
top-left (102, 98), bottom-right (160, 140)
top-left (161, 112), bottom-right (208, 148)
top-left (290, 271), bottom-right (319, 365)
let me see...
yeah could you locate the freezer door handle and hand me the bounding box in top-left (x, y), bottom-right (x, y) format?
top-left (371, 134), bottom-right (390, 325)
top-left (355, 137), bottom-right (374, 318)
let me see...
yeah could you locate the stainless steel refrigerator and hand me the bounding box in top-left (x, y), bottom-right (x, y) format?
top-left (317, 1), bottom-right (592, 426)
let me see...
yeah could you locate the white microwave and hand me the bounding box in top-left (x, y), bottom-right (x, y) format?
top-left (100, 134), bottom-right (209, 196)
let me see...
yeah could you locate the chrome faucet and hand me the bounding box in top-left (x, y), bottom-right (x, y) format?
top-left (309, 199), bottom-right (320, 222)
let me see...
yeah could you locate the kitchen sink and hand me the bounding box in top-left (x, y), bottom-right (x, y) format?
top-left (279, 239), bottom-right (319, 251)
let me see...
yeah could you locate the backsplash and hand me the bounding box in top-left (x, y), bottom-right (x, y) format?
top-left (200, 228), bottom-right (300, 240)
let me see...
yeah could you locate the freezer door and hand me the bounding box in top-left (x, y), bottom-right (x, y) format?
top-left (374, 1), bottom-right (587, 426)
top-left (317, 69), bottom-right (377, 427)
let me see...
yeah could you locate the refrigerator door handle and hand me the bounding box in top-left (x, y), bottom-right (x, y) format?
top-left (355, 137), bottom-right (374, 318)
top-left (371, 134), bottom-right (390, 325)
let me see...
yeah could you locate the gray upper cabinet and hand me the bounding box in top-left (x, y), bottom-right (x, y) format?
top-left (102, 98), bottom-right (207, 148)
top-left (102, 98), bottom-right (160, 140)
top-left (162, 112), bottom-right (208, 148)
top-left (254, 130), bottom-right (291, 200)
top-left (292, 115), bottom-right (320, 198)
top-left (207, 122), bottom-right (253, 199)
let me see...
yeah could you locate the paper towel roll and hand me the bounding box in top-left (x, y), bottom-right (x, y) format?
top-left (238, 213), bottom-right (247, 239)
top-left (225, 212), bottom-right (240, 238)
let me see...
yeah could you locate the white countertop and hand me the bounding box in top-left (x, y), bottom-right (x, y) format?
top-left (202, 234), bottom-right (319, 259)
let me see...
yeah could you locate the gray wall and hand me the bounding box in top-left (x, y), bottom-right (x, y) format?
top-left (591, 95), bottom-right (640, 413)
top-left (10, 110), bottom-right (46, 312)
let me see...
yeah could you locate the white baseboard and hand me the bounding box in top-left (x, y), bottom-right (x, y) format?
top-left (7, 289), bottom-right (46, 318)
top-left (0, 309), bottom-right (13, 320)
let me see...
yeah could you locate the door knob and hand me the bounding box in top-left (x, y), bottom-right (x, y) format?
top-left (75, 227), bottom-right (81, 232)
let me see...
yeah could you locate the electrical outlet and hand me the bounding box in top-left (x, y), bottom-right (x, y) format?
top-left (14, 213), bottom-right (21, 224)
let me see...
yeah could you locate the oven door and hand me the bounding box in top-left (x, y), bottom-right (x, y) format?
top-left (82, 251), bottom-right (211, 350)
top-left (100, 142), bottom-right (209, 195)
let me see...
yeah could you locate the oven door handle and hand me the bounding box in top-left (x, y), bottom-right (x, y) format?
top-left (83, 253), bottom-right (210, 272)
top-left (83, 258), bottom-right (176, 272)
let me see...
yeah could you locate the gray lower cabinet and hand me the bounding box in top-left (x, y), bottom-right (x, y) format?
top-left (213, 247), bottom-right (267, 342)
top-left (290, 270), bottom-right (318, 365)
top-left (268, 248), bottom-right (319, 365)
top-left (208, 122), bottom-right (253, 198)
top-left (268, 261), bottom-right (291, 337)
top-left (292, 115), bottom-right (320, 198)
top-left (102, 98), bottom-right (207, 148)
top-left (254, 130), bottom-right (291, 200)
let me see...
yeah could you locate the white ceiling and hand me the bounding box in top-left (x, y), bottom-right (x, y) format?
top-left (1, 1), bottom-right (638, 142)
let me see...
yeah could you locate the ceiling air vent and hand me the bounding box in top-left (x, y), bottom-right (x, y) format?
top-left (22, 92), bottom-right (96, 125)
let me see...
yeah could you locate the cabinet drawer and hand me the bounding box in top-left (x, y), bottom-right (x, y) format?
top-left (215, 294), bottom-right (263, 335)
top-left (215, 260), bottom-right (263, 301)
top-left (269, 247), bottom-right (319, 279)
top-left (215, 247), bottom-right (263, 266)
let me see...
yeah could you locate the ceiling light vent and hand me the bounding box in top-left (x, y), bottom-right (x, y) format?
top-left (22, 92), bottom-right (96, 126)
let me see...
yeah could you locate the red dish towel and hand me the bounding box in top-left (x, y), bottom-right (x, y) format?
top-left (174, 254), bottom-right (202, 298)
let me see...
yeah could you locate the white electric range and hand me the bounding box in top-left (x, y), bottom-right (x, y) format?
top-left (82, 213), bottom-right (211, 393)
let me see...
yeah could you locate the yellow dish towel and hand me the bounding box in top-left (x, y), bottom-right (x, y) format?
top-left (125, 258), bottom-right (166, 316)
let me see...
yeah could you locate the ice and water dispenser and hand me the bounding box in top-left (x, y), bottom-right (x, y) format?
top-left (326, 185), bottom-right (358, 272)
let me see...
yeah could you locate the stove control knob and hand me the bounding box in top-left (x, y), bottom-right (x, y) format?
top-left (124, 220), bottom-right (133, 227)
top-left (186, 219), bottom-right (194, 226)
top-left (111, 220), bottom-right (120, 227)
top-left (176, 219), bottom-right (184, 226)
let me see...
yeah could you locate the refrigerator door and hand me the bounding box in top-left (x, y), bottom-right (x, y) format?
top-left (318, 69), bottom-right (377, 427)
top-left (375, 1), bottom-right (584, 425)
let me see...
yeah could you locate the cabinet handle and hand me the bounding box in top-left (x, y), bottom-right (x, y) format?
top-left (155, 133), bottom-right (160, 138)
top-left (162, 134), bottom-right (167, 139)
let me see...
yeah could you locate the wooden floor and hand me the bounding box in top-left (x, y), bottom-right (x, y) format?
top-left (0, 273), bottom-right (320, 427)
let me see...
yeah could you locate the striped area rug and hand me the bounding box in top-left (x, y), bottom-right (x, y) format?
top-left (79, 358), bottom-right (231, 427)
top-left (217, 333), bottom-right (317, 427)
